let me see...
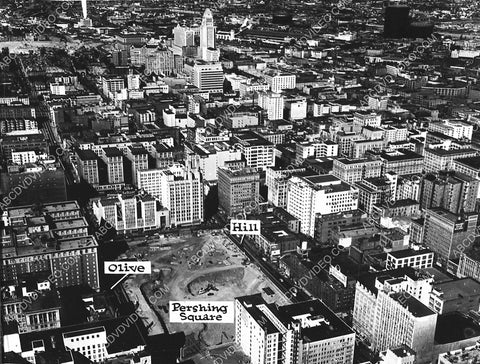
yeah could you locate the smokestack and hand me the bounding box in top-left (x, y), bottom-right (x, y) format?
top-left (81, 0), bottom-right (87, 19)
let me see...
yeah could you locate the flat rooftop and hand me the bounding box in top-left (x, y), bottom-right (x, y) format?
top-left (433, 278), bottom-right (480, 301)
top-left (278, 299), bottom-right (354, 341)
top-left (455, 156), bottom-right (480, 171)
top-left (6, 201), bottom-right (80, 221)
top-left (103, 147), bottom-right (124, 157)
top-left (435, 312), bottom-right (480, 344)
top-left (76, 149), bottom-right (98, 161)
top-left (357, 267), bottom-right (431, 295)
top-left (12, 236), bottom-right (98, 258)
top-left (236, 294), bottom-right (279, 334)
top-left (428, 207), bottom-right (462, 223)
top-left (233, 131), bottom-right (273, 146)
top-left (425, 147), bottom-right (477, 157)
top-left (388, 248), bottom-right (433, 259)
top-left (19, 315), bottom-right (146, 356)
top-left (53, 217), bottom-right (89, 231)
top-left (335, 158), bottom-right (378, 165)
top-left (390, 292), bottom-right (436, 318)
top-left (299, 175), bottom-right (354, 193)
top-left (381, 149), bottom-right (423, 161)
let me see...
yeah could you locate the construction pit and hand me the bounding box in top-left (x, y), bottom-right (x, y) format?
top-left (123, 232), bottom-right (289, 360)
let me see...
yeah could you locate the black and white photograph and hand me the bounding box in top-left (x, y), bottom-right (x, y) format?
top-left (0, 0), bottom-right (480, 362)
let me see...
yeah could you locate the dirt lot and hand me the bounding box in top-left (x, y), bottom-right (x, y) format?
top-left (123, 232), bottom-right (289, 360)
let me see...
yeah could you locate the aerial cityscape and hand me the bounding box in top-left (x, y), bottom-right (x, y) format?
top-left (0, 0), bottom-right (480, 363)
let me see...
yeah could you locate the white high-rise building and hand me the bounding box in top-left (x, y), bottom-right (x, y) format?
top-left (137, 169), bottom-right (164, 198)
top-left (81, 0), bottom-right (87, 18)
top-left (136, 165), bottom-right (204, 226)
top-left (295, 141), bottom-right (338, 164)
top-left (264, 72), bottom-right (296, 93)
top-left (258, 91), bottom-right (284, 121)
top-left (184, 142), bottom-right (242, 181)
top-left (286, 174), bottom-right (359, 237)
top-left (127, 74), bottom-right (140, 90)
top-left (232, 131), bottom-right (275, 170)
top-left (91, 192), bottom-right (167, 232)
top-left (266, 166), bottom-right (307, 207)
top-left (353, 111), bottom-right (382, 128)
top-left (285, 96), bottom-right (307, 120)
top-left (193, 62), bottom-right (224, 93)
top-left (102, 77), bottom-right (125, 99)
top-left (353, 268), bottom-right (436, 364)
top-left (173, 24), bottom-right (196, 47)
top-left (199, 8), bottom-right (219, 61)
top-left (428, 119), bottom-right (474, 141)
top-left (160, 166), bottom-right (204, 226)
top-left (78, 0), bottom-right (92, 27)
top-left (235, 294), bottom-right (355, 364)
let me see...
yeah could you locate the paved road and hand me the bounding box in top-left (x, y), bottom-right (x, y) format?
top-left (38, 101), bottom-right (76, 185)
top-left (225, 232), bottom-right (310, 303)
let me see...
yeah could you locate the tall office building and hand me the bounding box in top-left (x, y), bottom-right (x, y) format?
top-left (199, 8), bottom-right (219, 61)
top-left (264, 71), bottom-right (296, 93)
top-left (355, 177), bottom-right (394, 214)
top-left (457, 252), bottom-right (480, 282)
top-left (136, 165), bottom-right (203, 227)
top-left (284, 96), bottom-right (307, 120)
top-left (232, 131), bottom-right (275, 170)
top-left (78, 0), bottom-right (92, 26)
top-left (126, 74), bottom-right (140, 90)
top-left (1, 163), bottom-right (67, 206)
top-left (314, 209), bottom-right (366, 243)
top-left (336, 132), bottom-right (365, 157)
top-left (353, 268), bottom-right (436, 364)
top-left (396, 174), bottom-right (422, 201)
top-left (453, 156), bottom-right (480, 198)
top-left (1, 233), bottom-right (100, 291)
top-left (126, 145), bottom-right (149, 185)
top-left (353, 111), bottom-right (382, 128)
top-left (332, 158), bottom-right (383, 184)
top-left (295, 141), bottom-right (338, 164)
top-left (76, 149), bottom-right (99, 186)
top-left (91, 192), bottom-right (169, 232)
top-left (384, 3), bottom-right (411, 38)
top-left (266, 166), bottom-right (307, 208)
top-left (145, 48), bottom-right (177, 76)
top-left (81, 0), bottom-right (87, 18)
top-left (286, 175), bottom-right (359, 237)
top-left (218, 166), bottom-right (260, 217)
top-left (101, 76), bottom-right (125, 98)
top-left (258, 91), bottom-right (285, 121)
top-left (373, 290), bottom-right (436, 364)
top-left (379, 149), bottom-right (424, 175)
top-left (423, 208), bottom-right (479, 266)
top-left (184, 141), bottom-right (242, 181)
top-left (235, 294), bottom-right (355, 364)
top-left (424, 148), bottom-right (478, 173)
top-left (428, 120), bottom-right (474, 141)
top-left (137, 168), bottom-right (164, 198)
top-left (384, 1), bottom-right (433, 39)
top-left (421, 171), bottom-right (479, 215)
top-left (173, 24), bottom-right (196, 47)
top-left (193, 62), bottom-right (224, 93)
top-left (101, 147), bottom-right (124, 185)
top-left (160, 166), bottom-right (204, 226)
